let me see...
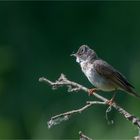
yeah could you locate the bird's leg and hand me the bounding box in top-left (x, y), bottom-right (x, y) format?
top-left (88, 88), bottom-right (99, 96)
top-left (107, 92), bottom-right (116, 106)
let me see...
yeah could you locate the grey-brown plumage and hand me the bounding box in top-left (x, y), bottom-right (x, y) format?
top-left (71, 45), bottom-right (140, 98)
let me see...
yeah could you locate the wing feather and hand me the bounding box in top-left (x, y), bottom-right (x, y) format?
top-left (94, 60), bottom-right (134, 93)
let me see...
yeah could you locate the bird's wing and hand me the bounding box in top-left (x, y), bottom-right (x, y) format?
top-left (94, 60), bottom-right (135, 94)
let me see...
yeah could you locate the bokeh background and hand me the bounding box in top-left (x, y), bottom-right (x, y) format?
top-left (0, 1), bottom-right (140, 139)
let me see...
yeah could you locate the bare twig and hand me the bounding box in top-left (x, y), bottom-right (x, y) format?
top-left (39, 73), bottom-right (140, 129)
top-left (134, 129), bottom-right (140, 140)
top-left (47, 101), bottom-right (105, 128)
top-left (134, 136), bottom-right (140, 140)
top-left (79, 131), bottom-right (93, 140)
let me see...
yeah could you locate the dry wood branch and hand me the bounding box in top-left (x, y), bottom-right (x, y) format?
top-left (134, 136), bottom-right (140, 140)
top-left (47, 101), bottom-right (105, 128)
top-left (39, 73), bottom-right (140, 129)
top-left (79, 131), bottom-right (93, 140)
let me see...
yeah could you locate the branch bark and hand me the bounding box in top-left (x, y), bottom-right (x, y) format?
top-left (134, 136), bottom-right (140, 140)
top-left (79, 131), bottom-right (93, 140)
top-left (39, 73), bottom-right (140, 130)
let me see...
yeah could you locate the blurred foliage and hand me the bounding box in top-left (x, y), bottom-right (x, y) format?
top-left (0, 1), bottom-right (140, 139)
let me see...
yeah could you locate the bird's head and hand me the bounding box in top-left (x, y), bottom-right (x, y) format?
top-left (71, 45), bottom-right (98, 63)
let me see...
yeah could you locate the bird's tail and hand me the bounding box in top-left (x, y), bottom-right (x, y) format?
top-left (129, 90), bottom-right (140, 99)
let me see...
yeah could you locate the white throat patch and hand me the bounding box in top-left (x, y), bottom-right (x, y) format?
top-left (76, 57), bottom-right (81, 63)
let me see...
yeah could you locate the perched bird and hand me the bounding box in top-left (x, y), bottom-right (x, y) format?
top-left (71, 45), bottom-right (140, 101)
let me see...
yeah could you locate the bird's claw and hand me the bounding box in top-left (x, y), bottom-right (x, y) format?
top-left (88, 88), bottom-right (97, 96)
top-left (106, 99), bottom-right (115, 106)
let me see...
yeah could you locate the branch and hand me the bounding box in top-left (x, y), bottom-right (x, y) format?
top-left (79, 131), bottom-right (93, 140)
top-left (39, 73), bottom-right (140, 129)
top-left (134, 136), bottom-right (140, 140)
top-left (47, 101), bottom-right (105, 128)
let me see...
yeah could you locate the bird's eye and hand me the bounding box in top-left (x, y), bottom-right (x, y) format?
top-left (77, 45), bottom-right (88, 55)
top-left (80, 47), bottom-right (85, 54)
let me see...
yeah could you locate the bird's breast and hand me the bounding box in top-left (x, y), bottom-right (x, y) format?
top-left (80, 62), bottom-right (116, 91)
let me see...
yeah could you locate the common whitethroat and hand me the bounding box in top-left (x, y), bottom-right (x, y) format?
top-left (71, 45), bottom-right (140, 100)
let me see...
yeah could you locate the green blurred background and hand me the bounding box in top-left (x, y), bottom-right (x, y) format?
top-left (0, 1), bottom-right (140, 139)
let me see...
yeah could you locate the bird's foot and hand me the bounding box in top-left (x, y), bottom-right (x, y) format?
top-left (88, 88), bottom-right (97, 96)
top-left (106, 98), bottom-right (115, 106)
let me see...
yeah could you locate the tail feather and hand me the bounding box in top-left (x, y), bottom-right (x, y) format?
top-left (128, 90), bottom-right (140, 99)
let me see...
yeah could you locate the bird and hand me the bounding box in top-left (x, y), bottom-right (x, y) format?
top-left (71, 45), bottom-right (140, 102)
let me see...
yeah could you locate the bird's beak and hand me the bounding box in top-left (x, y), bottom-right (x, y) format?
top-left (70, 53), bottom-right (77, 57)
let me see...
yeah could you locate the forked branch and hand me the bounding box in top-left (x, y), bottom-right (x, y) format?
top-left (39, 73), bottom-right (140, 129)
